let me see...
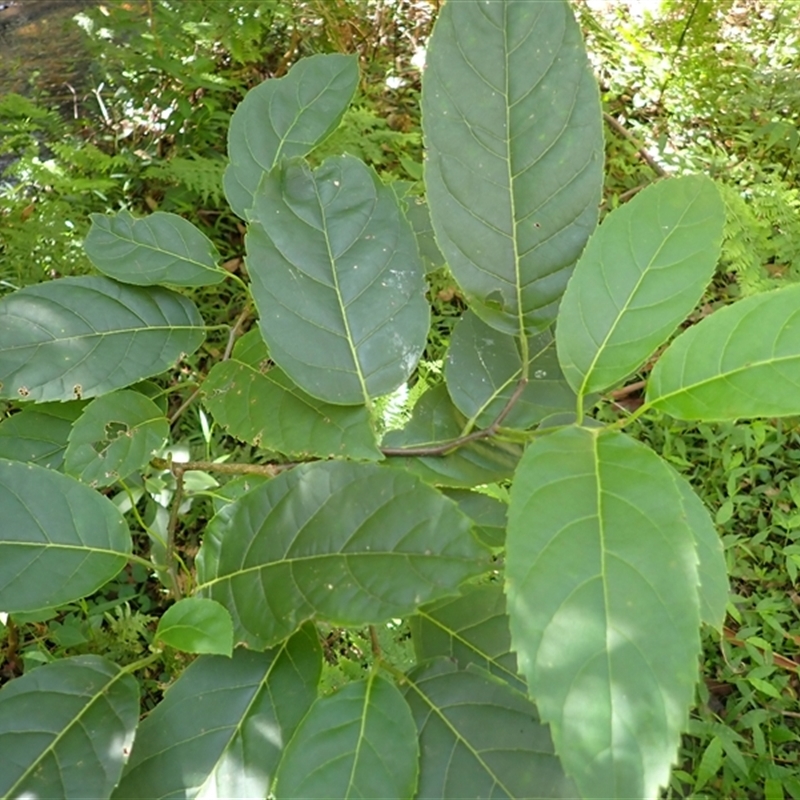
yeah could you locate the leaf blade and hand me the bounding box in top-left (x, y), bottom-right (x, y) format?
top-left (505, 427), bottom-right (702, 799)
top-left (403, 659), bottom-right (576, 799)
top-left (196, 460), bottom-right (487, 649)
top-left (224, 53), bottom-right (359, 218)
top-left (85, 210), bottom-right (225, 287)
top-left (64, 390), bottom-right (169, 487)
top-left (274, 675), bottom-right (418, 800)
top-left (0, 276), bottom-right (205, 402)
top-left (667, 467), bottom-right (729, 630)
top-left (155, 597), bottom-right (234, 656)
top-left (422, 0), bottom-right (604, 335)
top-left (411, 581), bottom-right (523, 692)
top-left (0, 656), bottom-right (139, 800)
top-left (0, 458), bottom-right (131, 612)
top-left (203, 329), bottom-right (381, 460)
top-left (646, 284), bottom-right (800, 420)
top-left (0, 401), bottom-right (86, 469)
top-left (113, 626), bottom-right (321, 799)
top-left (247, 156), bottom-right (429, 405)
top-left (556, 175), bottom-right (725, 398)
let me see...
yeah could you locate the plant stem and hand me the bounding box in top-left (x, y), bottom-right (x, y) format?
top-left (369, 625), bottom-right (381, 658)
top-left (381, 378), bottom-right (528, 457)
top-left (165, 468), bottom-right (185, 601)
top-left (151, 457), bottom-right (296, 477)
top-left (120, 651), bottom-right (163, 675)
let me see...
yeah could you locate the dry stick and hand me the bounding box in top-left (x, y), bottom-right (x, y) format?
top-left (151, 458), bottom-right (295, 478)
top-left (602, 112), bottom-right (668, 178)
top-left (381, 378), bottom-right (529, 458)
top-left (608, 379), bottom-right (646, 401)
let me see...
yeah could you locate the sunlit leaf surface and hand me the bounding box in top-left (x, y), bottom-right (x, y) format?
top-left (506, 426), bottom-right (702, 798)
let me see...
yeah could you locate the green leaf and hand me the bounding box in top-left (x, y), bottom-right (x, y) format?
top-left (203, 329), bottom-right (381, 460)
top-left (64, 390), bottom-right (169, 487)
top-left (0, 401), bottom-right (86, 469)
top-left (505, 426), bottom-right (702, 799)
top-left (196, 460), bottom-right (487, 649)
top-left (274, 674), bottom-right (418, 799)
top-left (247, 156), bottom-right (429, 405)
top-left (556, 176), bottom-right (725, 399)
top-left (442, 489), bottom-right (507, 549)
top-left (391, 184), bottom-right (446, 273)
top-left (445, 311), bottom-right (577, 429)
top-left (694, 736), bottom-right (724, 792)
top-left (646, 284), bottom-right (800, 420)
top-left (0, 655), bottom-right (139, 799)
top-left (668, 467), bottom-right (729, 630)
top-left (411, 582), bottom-right (523, 692)
top-left (382, 385), bottom-right (522, 488)
top-left (155, 597), bottom-right (234, 656)
top-left (113, 626), bottom-right (321, 799)
top-left (224, 53), bottom-right (359, 218)
top-left (0, 458), bottom-right (131, 612)
top-left (0, 276), bottom-right (205, 402)
top-left (403, 659), bottom-right (576, 799)
top-left (422, 0), bottom-right (603, 336)
top-left (85, 210), bottom-right (225, 287)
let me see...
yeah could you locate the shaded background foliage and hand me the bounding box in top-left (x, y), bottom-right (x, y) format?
top-left (1, 1), bottom-right (799, 797)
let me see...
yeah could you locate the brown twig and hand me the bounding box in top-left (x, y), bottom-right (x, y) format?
top-left (608, 380), bottom-right (646, 401)
top-left (165, 468), bottom-right (185, 601)
top-left (151, 457), bottom-right (296, 478)
top-left (603, 112), bottom-right (668, 178)
top-left (369, 625), bottom-right (381, 659)
top-left (381, 378), bottom-right (528, 458)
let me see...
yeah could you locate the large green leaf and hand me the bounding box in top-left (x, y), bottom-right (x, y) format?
top-left (113, 626), bottom-right (321, 799)
top-left (422, 0), bottom-right (603, 336)
top-left (224, 53), bottom-right (359, 218)
top-left (646, 284), bottom-right (800, 420)
top-left (445, 311), bottom-right (576, 429)
top-left (382, 385), bottom-right (522, 488)
top-left (247, 156), bottom-right (429, 405)
top-left (196, 460), bottom-right (487, 649)
top-left (505, 426), bottom-right (702, 799)
top-left (64, 390), bottom-right (169, 487)
top-left (0, 400), bottom-right (86, 469)
top-left (203, 329), bottom-right (381, 460)
top-left (411, 582), bottom-right (523, 692)
top-left (669, 466), bottom-right (729, 630)
top-left (403, 659), bottom-right (576, 799)
top-left (0, 276), bottom-right (205, 402)
top-left (557, 176), bottom-right (725, 400)
top-left (0, 458), bottom-right (131, 612)
top-left (0, 655), bottom-right (139, 799)
top-left (274, 674), bottom-right (418, 799)
top-left (85, 210), bottom-right (225, 287)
